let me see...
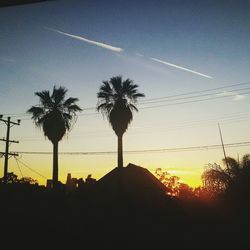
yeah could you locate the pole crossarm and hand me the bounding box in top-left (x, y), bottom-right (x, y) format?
top-left (0, 152), bottom-right (19, 157)
top-left (0, 138), bottom-right (19, 144)
top-left (0, 117), bottom-right (20, 126)
top-left (0, 116), bottom-right (21, 183)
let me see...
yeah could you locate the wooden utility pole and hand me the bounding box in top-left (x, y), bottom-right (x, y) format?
top-left (0, 116), bottom-right (20, 183)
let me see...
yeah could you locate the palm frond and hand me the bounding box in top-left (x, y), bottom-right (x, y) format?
top-left (129, 103), bottom-right (138, 112)
top-left (36, 114), bottom-right (48, 128)
top-left (100, 81), bottom-right (112, 94)
top-left (121, 78), bottom-right (134, 93)
top-left (97, 102), bottom-right (113, 114)
top-left (62, 113), bottom-right (73, 130)
top-left (27, 106), bottom-right (45, 120)
top-left (63, 97), bottom-right (79, 107)
top-left (110, 76), bottom-right (122, 95)
top-left (241, 154), bottom-right (250, 169)
top-left (132, 92), bottom-right (145, 98)
top-left (67, 104), bottom-right (82, 113)
top-left (62, 112), bottom-right (72, 120)
top-left (35, 90), bottom-right (52, 108)
top-left (97, 92), bottom-right (112, 99)
top-left (52, 86), bottom-right (67, 105)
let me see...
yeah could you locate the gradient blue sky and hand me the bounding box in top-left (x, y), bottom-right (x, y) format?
top-left (0, 0), bottom-right (250, 186)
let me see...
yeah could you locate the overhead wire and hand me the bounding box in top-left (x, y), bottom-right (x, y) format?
top-left (140, 81), bottom-right (250, 102)
top-left (139, 86), bottom-right (250, 105)
top-left (140, 90), bottom-right (250, 109)
top-left (16, 141), bottom-right (250, 155)
top-left (4, 89), bottom-right (250, 120)
top-left (14, 157), bottom-right (48, 180)
top-left (14, 157), bottom-right (23, 178)
top-left (1, 80), bottom-right (250, 119)
top-left (11, 111), bottom-right (250, 142)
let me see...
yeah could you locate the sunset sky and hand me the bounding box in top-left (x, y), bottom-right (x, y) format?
top-left (0, 0), bottom-right (250, 187)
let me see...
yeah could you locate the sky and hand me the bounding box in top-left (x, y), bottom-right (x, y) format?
top-left (0, 0), bottom-right (250, 187)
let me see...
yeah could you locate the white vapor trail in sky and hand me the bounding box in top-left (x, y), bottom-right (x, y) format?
top-left (44, 27), bottom-right (124, 52)
top-left (150, 57), bottom-right (213, 79)
top-left (44, 27), bottom-right (211, 78)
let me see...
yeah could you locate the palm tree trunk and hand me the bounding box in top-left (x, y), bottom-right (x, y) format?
top-left (118, 134), bottom-right (123, 168)
top-left (53, 141), bottom-right (59, 189)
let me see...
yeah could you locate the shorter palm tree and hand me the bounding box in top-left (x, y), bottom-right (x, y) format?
top-left (97, 76), bottom-right (145, 168)
top-left (27, 86), bottom-right (82, 188)
top-left (202, 154), bottom-right (250, 195)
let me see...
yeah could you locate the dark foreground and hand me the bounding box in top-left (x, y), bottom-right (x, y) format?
top-left (1, 184), bottom-right (250, 246)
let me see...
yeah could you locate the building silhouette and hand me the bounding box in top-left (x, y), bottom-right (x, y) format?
top-left (65, 173), bottom-right (96, 192)
top-left (97, 163), bottom-right (167, 199)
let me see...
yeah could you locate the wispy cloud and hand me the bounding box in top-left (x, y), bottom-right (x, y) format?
top-left (233, 95), bottom-right (246, 101)
top-left (135, 52), bottom-right (144, 57)
top-left (150, 57), bottom-right (213, 79)
top-left (44, 27), bottom-right (124, 53)
top-left (216, 91), bottom-right (246, 101)
top-left (216, 91), bottom-right (236, 97)
top-left (167, 169), bottom-right (196, 175)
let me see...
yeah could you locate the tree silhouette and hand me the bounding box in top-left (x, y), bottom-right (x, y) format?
top-left (202, 163), bottom-right (228, 194)
top-left (0, 172), bottom-right (18, 184)
top-left (97, 76), bottom-right (145, 168)
top-left (155, 168), bottom-right (193, 197)
top-left (202, 154), bottom-right (250, 197)
top-left (27, 86), bottom-right (82, 188)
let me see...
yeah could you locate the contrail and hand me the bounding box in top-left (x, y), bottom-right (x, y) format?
top-left (151, 57), bottom-right (212, 79)
top-left (44, 27), bottom-right (123, 53)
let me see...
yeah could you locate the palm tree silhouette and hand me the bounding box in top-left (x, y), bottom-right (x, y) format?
top-left (27, 86), bottom-right (82, 188)
top-left (202, 154), bottom-right (250, 195)
top-left (97, 76), bottom-right (145, 168)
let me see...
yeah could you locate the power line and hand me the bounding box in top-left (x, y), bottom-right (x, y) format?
top-left (140, 90), bottom-right (250, 109)
top-left (6, 89), bottom-right (250, 121)
top-left (2, 80), bottom-right (250, 118)
top-left (2, 111), bottom-right (248, 144)
top-left (139, 86), bottom-right (250, 105)
top-left (139, 113), bottom-right (250, 129)
top-left (16, 117), bottom-right (250, 142)
top-left (15, 157), bottom-right (48, 180)
top-left (16, 141), bottom-right (250, 155)
top-left (13, 111), bottom-right (250, 141)
top-left (140, 81), bottom-right (250, 102)
top-left (15, 157), bottom-right (23, 179)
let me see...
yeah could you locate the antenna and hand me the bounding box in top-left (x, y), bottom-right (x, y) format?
top-left (218, 123), bottom-right (229, 171)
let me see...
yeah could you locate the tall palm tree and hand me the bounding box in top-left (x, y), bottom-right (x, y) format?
top-left (27, 86), bottom-right (82, 188)
top-left (97, 76), bottom-right (145, 168)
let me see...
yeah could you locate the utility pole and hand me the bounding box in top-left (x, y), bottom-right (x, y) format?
top-left (0, 116), bottom-right (20, 183)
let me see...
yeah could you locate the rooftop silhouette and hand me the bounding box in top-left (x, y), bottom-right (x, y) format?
top-left (97, 163), bottom-right (167, 198)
